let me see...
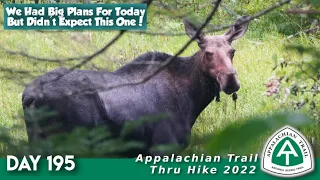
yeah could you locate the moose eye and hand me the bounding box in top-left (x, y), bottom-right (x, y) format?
top-left (205, 51), bottom-right (213, 57)
top-left (230, 49), bottom-right (236, 58)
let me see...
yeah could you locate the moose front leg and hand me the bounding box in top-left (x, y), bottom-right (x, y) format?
top-left (149, 123), bottom-right (183, 156)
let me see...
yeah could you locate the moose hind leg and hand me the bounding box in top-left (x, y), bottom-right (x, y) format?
top-left (22, 97), bottom-right (55, 143)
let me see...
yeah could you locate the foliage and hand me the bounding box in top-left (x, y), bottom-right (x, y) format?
top-left (266, 39), bottom-right (320, 153)
top-left (204, 112), bottom-right (313, 155)
top-left (0, 110), bottom-right (314, 157)
top-left (262, 0), bottom-right (320, 156)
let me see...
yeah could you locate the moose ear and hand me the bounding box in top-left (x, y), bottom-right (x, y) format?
top-left (224, 15), bottom-right (250, 43)
top-left (183, 18), bottom-right (205, 46)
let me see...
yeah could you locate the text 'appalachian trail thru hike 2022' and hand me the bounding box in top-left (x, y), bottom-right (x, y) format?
top-left (1, 3), bottom-right (319, 180)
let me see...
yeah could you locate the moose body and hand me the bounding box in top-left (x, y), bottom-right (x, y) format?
top-left (22, 17), bottom-right (250, 156)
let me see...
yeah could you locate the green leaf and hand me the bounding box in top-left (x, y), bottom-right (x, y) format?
top-left (204, 112), bottom-right (313, 156)
top-left (310, 0), bottom-right (320, 5)
top-left (295, 71), bottom-right (303, 78)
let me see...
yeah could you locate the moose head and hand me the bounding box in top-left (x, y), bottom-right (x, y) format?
top-left (184, 16), bottom-right (250, 94)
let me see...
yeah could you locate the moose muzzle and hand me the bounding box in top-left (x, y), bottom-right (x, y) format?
top-left (219, 71), bottom-right (240, 94)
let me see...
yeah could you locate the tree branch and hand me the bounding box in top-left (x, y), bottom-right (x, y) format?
top-left (1, 0), bottom-right (290, 64)
top-left (1, 0), bottom-right (292, 96)
top-left (98, 0), bottom-right (222, 91)
top-left (287, 25), bottom-right (320, 39)
top-left (131, 0), bottom-right (291, 36)
top-left (94, 0), bottom-right (292, 92)
top-left (0, 0), bottom-right (153, 65)
top-left (285, 9), bottom-right (320, 14)
top-left (25, 0), bottom-right (154, 88)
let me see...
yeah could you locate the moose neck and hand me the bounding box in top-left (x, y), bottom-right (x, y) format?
top-left (171, 51), bottom-right (220, 127)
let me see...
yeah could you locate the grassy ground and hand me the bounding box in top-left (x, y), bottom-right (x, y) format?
top-left (0, 6), bottom-right (319, 156)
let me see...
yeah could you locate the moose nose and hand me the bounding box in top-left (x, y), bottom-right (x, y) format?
top-left (221, 72), bottom-right (240, 94)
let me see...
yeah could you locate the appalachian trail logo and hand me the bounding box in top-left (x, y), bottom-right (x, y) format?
top-left (261, 125), bottom-right (314, 178)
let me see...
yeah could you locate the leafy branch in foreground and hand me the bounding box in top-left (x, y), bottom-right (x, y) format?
top-left (1, 109), bottom-right (315, 157)
top-left (1, 0), bottom-right (291, 95)
top-left (204, 112), bottom-right (313, 156)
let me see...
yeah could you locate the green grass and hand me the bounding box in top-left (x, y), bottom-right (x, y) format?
top-left (0, 6), bottom-right (319, 156)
